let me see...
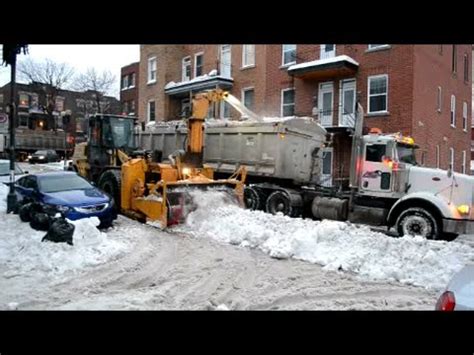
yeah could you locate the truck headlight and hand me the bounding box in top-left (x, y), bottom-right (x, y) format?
top-left (457, 205), bottom-right (470, 215)
top-left (182, 167), bottom-right (191, 176)
top-left (39, 155), bottom-right (45, 159)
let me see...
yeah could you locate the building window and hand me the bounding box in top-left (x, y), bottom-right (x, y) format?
top-left (122, 75), bottom-right (128, 89)
top-left (368, 45), bottom-right (389, 50)
top-left (220, 45), bottom-right (231, 78)
top-left (452, 45), bottom-right (457, 73)
top-left (55, 97), bottom-right (64, 112)
top-left (19, 93), bottom-right (29, 107)
top-left (449, 147), bottom-right (454, 171)
top-left (147, 57), bottom-right (157, 84)
top-left (123, 101), bottom-right (129, 115)
top-left (282, 45), bottom-right (296, 66)
top-left (436, 145), bottom-right (440, 168)
top-left (194, 52), bottom-right (203, 77)
top-left (464, 54), bottom-right (469, 82)
top-left (281, 88), bottom-right (295, 117)
top-left (437, 86), bottom-right (442, 112)
top-left (220, 101), bottom-right (230, 119)
top-left (129, 73), bottom-right (135, 88)
top-left (30, 94), bottom-right (38, 108)
top-left (242, 45), bottom-right (255, 68)
top-left (451, 94), bottom-right (456, 127)
top-left (130, 100), bottom-right (135, 115)
top-left (320, 44), bottom-right (335, 59)
top-left (148, 100), bottom-right (155, 122)
top-left (367, 75), bottom-right (388, 113)
top-left (462, 150), bottom-right (467, 174)
top-left (242, 88), bottom-right (255, 112)
top-left (181, 99), bottom-right (191, 118)
top-left (182, 56), bottom-right (191, 82)
top-left (463, 101), bottom-right (468, 131)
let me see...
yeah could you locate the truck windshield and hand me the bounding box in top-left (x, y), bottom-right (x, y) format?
top-left (396, 144), bottom-right (417, 165)
top-left (106, 117), bottom-right (136, 149)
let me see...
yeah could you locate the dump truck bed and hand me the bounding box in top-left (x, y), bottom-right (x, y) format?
top-left (137, 117), bottom-right (327, 185)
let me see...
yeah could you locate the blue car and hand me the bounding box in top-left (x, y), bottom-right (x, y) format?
top-left (15, 172), bottom-right (117, 228)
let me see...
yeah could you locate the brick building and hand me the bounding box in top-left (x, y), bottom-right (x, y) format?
top-left (0, 81), bottom-right (121, 136)
top-left (120, 62), bottom-right (139, 117)
top-left (138, 45), bottom-right (472, 186)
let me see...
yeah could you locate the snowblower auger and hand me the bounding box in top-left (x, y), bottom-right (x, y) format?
top-left (119, 156), bottom-right (247, 228)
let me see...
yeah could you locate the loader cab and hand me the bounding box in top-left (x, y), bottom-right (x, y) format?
top-left (88, 114), bottom-right (137, 167)
top-left (359, 132), bottom-right (418, 197)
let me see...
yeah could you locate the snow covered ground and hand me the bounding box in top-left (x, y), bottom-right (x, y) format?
top-left (1, 162), bottom-right (473, 309)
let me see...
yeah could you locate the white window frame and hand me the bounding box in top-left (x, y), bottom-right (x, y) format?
top-left (219, 101), bottom-right (230, 119)
top-left (368, 44), bottom-right (390, 50)
top-left (241, 87), bottom-right (255, 115)
top-left (147, 57), bottom-right (157, 84)
top-left (463, 101), bottom-right (468, 131)
top-left (182, 56), bottom-right (191, 82)
top-left (462, 150), bottom-right (466, 174)
top-left (436, 145), bottom-right (440, 169)
top-left (122, 75), bottom-right (128, 90)
top-left (281, 88), bottom-right (295, 117)
top-left (367, 74), bottom-right (389, 114)
top-left (194, 52), bottom-right (204, 78)
top-left (320, 44), bottom-right (336, 59)
top-left (147, 100), bottom-right (156, 122)
top-left (449, 147), bottom-right (455, 171)
top-left (129, 73), bottom-right (136, 88)
top-left (437, 86), bottom-right (442, 113)
top-left (242, 45), bottom-right (255, 68)
top-left (451, 94), bottom-right (456, 127)
top-left (282, 45), bottom-right (296, 66)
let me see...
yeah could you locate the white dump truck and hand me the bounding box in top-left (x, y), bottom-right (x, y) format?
top-left (137, 103), bottom-right (474, 241)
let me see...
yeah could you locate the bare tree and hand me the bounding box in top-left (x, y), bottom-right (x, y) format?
top-left (73, 68), bottom-right (116, 114)
top-left (17, 58), bottom-right (75, 127)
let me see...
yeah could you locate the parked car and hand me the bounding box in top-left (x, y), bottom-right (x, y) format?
top-left (29, 150), bottom-right (59, 164)
top-left (0, 159), bottom-right (27, 184)
top-left (14, 172), bottom-right (117, 228)
top-left (435, 265), bottom-right (474, 310)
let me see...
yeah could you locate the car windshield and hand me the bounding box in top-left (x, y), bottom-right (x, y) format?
top-left (34, 150), bottom-right (48, 155)
top-left (0, 162), bottom-right (23, 176)
top-left (396, 144), bottom-right (418, 165)
top-left (39, 174), bottom-right (92, 193)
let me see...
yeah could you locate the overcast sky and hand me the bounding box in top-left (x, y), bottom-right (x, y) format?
top-left (0, 45), bottom-right (140, 98)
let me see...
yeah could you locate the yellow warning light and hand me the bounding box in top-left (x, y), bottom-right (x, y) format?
top-left (457, 205), bottom-right (470, 215)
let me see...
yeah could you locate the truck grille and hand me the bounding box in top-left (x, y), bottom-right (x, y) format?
top-left (74, 203), bottom-right (109, 214)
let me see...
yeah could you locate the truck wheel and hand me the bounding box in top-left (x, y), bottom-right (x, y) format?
top-left (265, 191), bottom-right (294, 217)
top-left (98, 170), bottom-right (122, 209)
top-left (244, 187), bottom-right (263, 210)
top-left (395, 207), bottom-right (440, 240)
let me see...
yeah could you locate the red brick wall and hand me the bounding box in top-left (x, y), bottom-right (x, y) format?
top-left (412, 45), bottom-right (471, 173)
top-left (120, 62), bottom-right (139, 115)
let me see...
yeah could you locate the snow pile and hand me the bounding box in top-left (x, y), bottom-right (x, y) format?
top-left (0, 215), bottom-right (130, 277)
top-left (177, 190), bottom-right (474, 290)
top-left (0, 182), bottom-right (8, 212)
top-left (165, 73), bottom-right (233, 90)
top-left (288, 55), bottom-right (360, 72)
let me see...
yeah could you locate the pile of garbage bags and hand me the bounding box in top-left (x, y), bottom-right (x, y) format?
top-left (16, 201), bottom-right (75, 246)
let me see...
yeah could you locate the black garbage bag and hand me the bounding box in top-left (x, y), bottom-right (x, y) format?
top-left (19, 203), bottom-right (33, 222)
top-left (30, 212), bottom-right (52, 231)
top-left (42, 218), bottom-right (75, 246)
top-left (41, 204), bottom-right (60, 217)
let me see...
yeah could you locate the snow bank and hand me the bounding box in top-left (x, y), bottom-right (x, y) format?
top-left (0, 182), bottom-right (8, 212)
top-left (177, 191), bottom-right (474, 290)
top-left (0, 214), bottom-right (130, 277)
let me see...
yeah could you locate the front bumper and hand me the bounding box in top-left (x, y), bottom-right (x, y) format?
top-left (443, 218), bottom-right (474, 234)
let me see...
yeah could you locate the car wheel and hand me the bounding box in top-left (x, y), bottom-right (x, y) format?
top-left (396, 207), bottom-right (441, 240)
top-left (244, 186), bottom-right (264, 211)
top-left (265, 190), bottom-right (297, 217)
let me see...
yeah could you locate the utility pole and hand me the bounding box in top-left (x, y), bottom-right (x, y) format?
top-left (2, 44), bottom-right (28, 213)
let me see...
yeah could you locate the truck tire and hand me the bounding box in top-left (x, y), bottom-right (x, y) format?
top-left (395, 207), bottom-right (441, 240)
top-left (265, 190), bottom-right (297, 217)
top-left (97, 170), bottom-right (122, 209)
top-left (244, 186), bottom-right (264, 211)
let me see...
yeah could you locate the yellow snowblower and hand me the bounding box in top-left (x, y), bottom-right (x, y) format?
top-left (73, 89), bottom-right (247, 227)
